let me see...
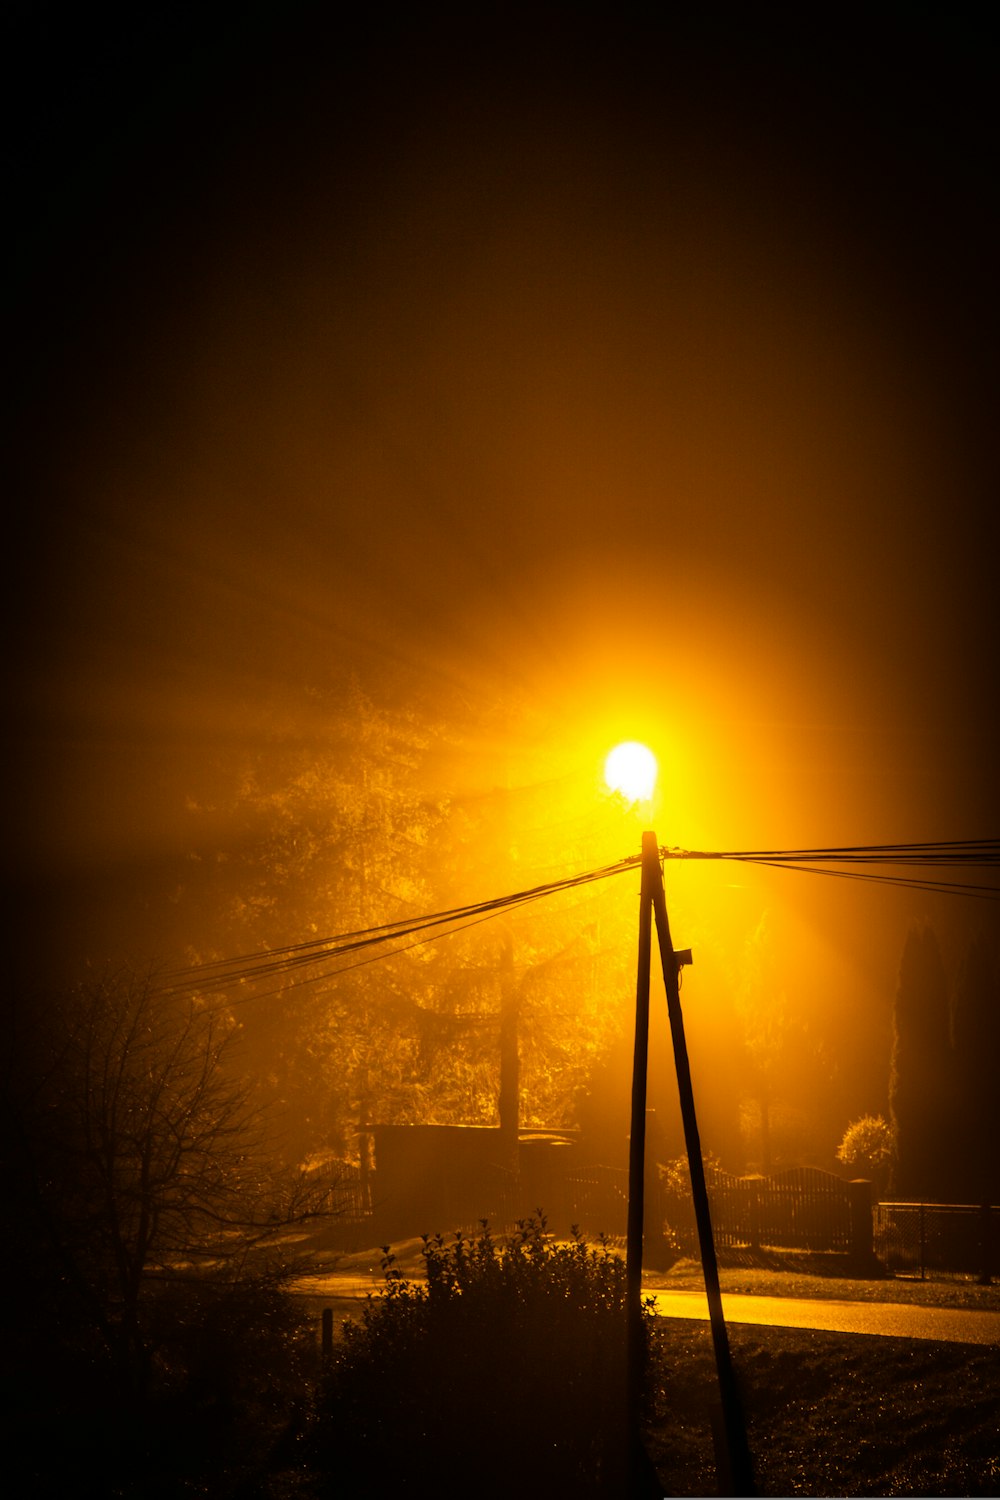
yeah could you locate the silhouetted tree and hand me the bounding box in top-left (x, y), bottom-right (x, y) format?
top-left (951, 933), bottom-right (1000, 1201)
top-left (888, 922), bottom-right (954, 1199)
top-left (6, 967), bottom-right (325, 1409)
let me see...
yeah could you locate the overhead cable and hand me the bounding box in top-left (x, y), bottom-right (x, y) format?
top-left (158, 838), bottom-right (1000, 999)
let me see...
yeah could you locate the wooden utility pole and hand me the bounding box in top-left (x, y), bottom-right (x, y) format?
top-left (627, 832), bottom-right (755, 1497)
top-left (624, 841), bottom-right (659, 1495)
top-left (626, 839), bottom-right (654, 1401)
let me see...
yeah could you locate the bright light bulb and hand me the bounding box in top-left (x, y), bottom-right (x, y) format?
top-left (604, 741), bottom-right (658, 803)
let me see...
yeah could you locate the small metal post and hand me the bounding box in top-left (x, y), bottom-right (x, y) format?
top-left (979, 1203), bottom-right (993, 1286)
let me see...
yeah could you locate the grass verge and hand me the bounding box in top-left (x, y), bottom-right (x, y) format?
top-left (651, 1245), bottom-right (1000, 1311)
top-left (647, 1319), bottom-right (1000, 1496)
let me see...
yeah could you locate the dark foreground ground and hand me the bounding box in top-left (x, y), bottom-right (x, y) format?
top-left (645, 1319), bottom-right (1000, 1497)
top-left (253, 1319), bottom-right (999, 1498)
top-left (642, 1248), bottom-right (1000, 1495)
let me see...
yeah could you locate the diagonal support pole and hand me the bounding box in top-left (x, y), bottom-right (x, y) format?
top-left (637, 831), bottom-right (755, 1496)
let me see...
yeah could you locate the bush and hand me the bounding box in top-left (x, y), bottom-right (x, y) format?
top-left (659, 1151), bottom-right (723, 1256)
top-left (310, 1213), bottom-right (652, 1496)
top-left (836, 1115), bottom-right (894, 1195)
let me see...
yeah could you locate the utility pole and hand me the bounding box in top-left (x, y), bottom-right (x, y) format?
top-left (627, 832), bottom-right (755, 1497)
top-left (625, 838), bottom-right (656, 1493)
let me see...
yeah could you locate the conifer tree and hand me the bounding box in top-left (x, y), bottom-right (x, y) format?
top-left (951, 933), bottom-right (1000, 1201)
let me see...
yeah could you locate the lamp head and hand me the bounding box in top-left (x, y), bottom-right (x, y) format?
top-left (604, 741), bottom-right (657, 803)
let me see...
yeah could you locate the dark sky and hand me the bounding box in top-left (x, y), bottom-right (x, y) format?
top-left (5, 6), bottom-right (998, 986)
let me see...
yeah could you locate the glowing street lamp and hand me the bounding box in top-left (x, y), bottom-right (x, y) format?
top-left (604, 741), bottom-right (658, 804)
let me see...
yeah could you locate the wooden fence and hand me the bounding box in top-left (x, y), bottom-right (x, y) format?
top-left (308, 1155), bottom-right (997, 1280)
top-left (565, 1164), bottom-right (630, 1240)
top-left (328, 1162), bottom-right (371, 1218)
top-left (318, 1152), bottom-right (876, 1263)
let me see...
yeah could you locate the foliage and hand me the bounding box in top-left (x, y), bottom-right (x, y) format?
top-left (311, 1212), bottom-right (652, 1495)
top-left (885, 926), bottom-right (1000, 1203)
top-left (836, 1114), bottom-right (894, 1191)
top-left (181, 680), bottom-right (456, 1161)
top-left (180, 679), bottom-right (637, 1166)
top-left (950, 932), bottom-right (1000, 1201)
top-left (658, 1150), bottom-right (724, 1255)
top-left (659, 1148), bottom-right (724, 1197)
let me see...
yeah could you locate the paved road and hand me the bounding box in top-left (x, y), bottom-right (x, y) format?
top-left (295, 1273), bottom-right (1000, 1346)
top-left (648, 1288), bottom-right (1000, 1346)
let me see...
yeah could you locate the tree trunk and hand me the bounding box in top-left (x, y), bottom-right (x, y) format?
top-left (759, 1090), bottom-right (772, 1174)
top-left (498, 924), bottom-right (520, 1167)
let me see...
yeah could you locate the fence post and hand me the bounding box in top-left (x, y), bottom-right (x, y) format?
top-left (979, 1203), bottom-right (993, 1286)
top-left (847, 1180), bottom-right (874, 1269)
top-left (322, 1307), bottom-right (334, 1363)
top-left (749, 1178), bottom-right (760, 1252)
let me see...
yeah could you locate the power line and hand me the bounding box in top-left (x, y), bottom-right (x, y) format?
top-left (672, 839), bottom-right (1000, 901)
top-left (729, 859), bottom-right (1000, 900)
top-left (667, 839), bottom-right (1000, 865)
top-left (211, 901), bottom-right (541, 1011)
top-left (156, 852), bottom-right (641, 999)
top-left (157, 838), bottom-right (999, 1002)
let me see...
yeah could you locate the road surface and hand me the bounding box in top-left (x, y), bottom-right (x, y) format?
top-left (647, 1288), bottom-right (1000, 1345)
top-left (295, 1273), bottom-right (1000, 1346)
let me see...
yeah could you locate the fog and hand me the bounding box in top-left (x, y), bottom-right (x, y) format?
top-left (6, 9), bottom-right (997, 1162)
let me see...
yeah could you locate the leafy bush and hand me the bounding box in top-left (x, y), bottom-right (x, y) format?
top-left (836, 1115), bottom-right (894, 1193)
top-left (311, 1213), bottom-right (652, 1496)
top-left (659, 1151), bottom-right (723, 1255)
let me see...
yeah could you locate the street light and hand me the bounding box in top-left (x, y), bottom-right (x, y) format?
top-left (604, 740), bottom-right (658, 804)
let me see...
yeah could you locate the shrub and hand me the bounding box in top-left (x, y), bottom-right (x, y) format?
top-left (659, 1151), bottom-right (723, 1255)
top-left (836, 1115), bottom-right (894, 1194)
top-left (311, 1213), bottom-right (652, 1496)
